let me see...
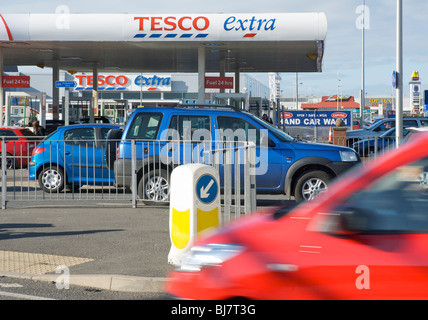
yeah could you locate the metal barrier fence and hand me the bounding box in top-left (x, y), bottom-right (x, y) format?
top-left (1, 136), bottom-right (257, 223)
top-left (332, 135), bottom-right (400, 160)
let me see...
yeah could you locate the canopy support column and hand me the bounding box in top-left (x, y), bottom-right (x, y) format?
top-left (91, 66), bottom-right (98, 123)
top-left (198, 46), bottom-right (205, 105)
top-left (0, 48), bottom-right (3, 126)
top-left (52, 62), bottom-right (59, 121)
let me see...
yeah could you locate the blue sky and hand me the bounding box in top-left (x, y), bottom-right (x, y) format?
top-left (1, 0), bottom-right (427, 99)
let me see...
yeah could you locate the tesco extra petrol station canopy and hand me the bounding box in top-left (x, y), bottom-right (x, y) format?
top-left (0, 13), bottom-right (327, 73)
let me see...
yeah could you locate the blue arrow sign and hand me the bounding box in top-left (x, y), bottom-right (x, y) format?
top-left (196, 174), bottom-right (218, 204)
top-left (55, 81), bottom-right (77, 88)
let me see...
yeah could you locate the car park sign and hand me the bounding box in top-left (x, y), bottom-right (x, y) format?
top-left (281, 110), bottom-right (351, 127)
top-left (55, 81), bottom-right (77, 88)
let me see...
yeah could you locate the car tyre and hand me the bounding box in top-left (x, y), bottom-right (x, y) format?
top-left (294, 170), bottom-right (331, 202)
top-left (0, 153), bottom-right (15, 169)
top-left (138, 169), bottom-right (170, 205)
top-left (38, 165), bottom-right (65, 193)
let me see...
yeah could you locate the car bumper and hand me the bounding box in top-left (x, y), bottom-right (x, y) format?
top-left (28, 161), bottom-right (36, 180)
top-left (114, 159), bottom-right (132, 188)
top-left (326, 159), bottom-right (361, 177)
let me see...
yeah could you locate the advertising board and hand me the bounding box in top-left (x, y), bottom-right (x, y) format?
top-left (282, 110), bottom-right (351, 127)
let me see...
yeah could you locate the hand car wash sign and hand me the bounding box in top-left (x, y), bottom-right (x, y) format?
top-left (282, 111), bottom-right (351, 127)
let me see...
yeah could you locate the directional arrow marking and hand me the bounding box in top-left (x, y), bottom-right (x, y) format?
top-left (200, 179), bottom-right (214, 199)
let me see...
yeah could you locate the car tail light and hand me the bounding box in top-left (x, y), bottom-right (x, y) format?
top-left (32, 147), bottom-right (46, 156)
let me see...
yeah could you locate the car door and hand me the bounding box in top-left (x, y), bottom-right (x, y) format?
top-left (215, 116), bottom-right (283, 191)
top-left (62, 127), bottom-right (96, 185)
top-left (96, 126), bottom-right (116, 184)
top-left (164, 114), bottom-right (212, 165)
top-left (296, 155), bottom-right (428, 299)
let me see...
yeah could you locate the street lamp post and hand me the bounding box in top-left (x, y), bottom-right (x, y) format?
top-left (360, 0), bottom-right (366, 121)
top-left (396, 0), bottom-right (403, 147)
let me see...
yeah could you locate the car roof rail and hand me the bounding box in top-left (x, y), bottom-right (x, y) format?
top-left (172, 103), bottom-right (242, 112)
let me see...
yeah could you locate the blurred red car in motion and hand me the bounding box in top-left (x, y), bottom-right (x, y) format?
top-left (165, 131), bottom-right (428, 300)
top-left (0, 127), bottom-right (39, 168)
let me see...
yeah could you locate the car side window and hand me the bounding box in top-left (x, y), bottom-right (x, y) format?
top-left (420, 120), bottom-right (428, 127)
top-left (64, 128), bottom-right (95, 147)
top-left (313, 157), bottom-right (428, 234)
top-left (99, 127), bottom-right (114, 148)
top-left (127, 113), bottom-right (162, 140)
top-left (167, 115), bottom-right (211, 141)
top-left (374, 120), bottom-right (394, 132)
top-left (217, 116), bottom-right (260, 145)
top-left (403, 120), bottom-right (418, 127)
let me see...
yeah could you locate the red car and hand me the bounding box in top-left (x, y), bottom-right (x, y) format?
top-left (0, 127), bottom-right (39, 168)
top-left (165, 131), bottom-right (428, 299)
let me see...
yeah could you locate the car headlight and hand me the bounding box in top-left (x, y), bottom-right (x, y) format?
top-left (177, 243), bottom-right (245, 272)
top-left (340, 150), bottom-right (358, 162)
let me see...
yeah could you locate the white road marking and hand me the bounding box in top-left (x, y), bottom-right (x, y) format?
top-left (0, 289), bottom-right (55, 300)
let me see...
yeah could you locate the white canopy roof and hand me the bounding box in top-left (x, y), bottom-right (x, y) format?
top-left (0, 12), bottom-right (327, 73)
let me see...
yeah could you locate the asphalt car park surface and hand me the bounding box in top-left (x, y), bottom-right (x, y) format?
top-left (0, 196), bottom-right (290, 294)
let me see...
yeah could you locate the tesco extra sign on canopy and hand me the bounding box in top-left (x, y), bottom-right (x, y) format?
top-left (281, 111), bottom-right (351, 127)
top-left (132, 14), bottom-right (277, 39)
top-left (73, 74), bottom-right (172, 91)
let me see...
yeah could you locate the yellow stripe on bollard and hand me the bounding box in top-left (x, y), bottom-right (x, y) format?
top-left (197, 207), bottom-right (220, 235)
top-left (171, 208), bottom-right (191, 250)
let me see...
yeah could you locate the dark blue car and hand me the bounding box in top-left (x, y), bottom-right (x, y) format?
top-left (29, 123), bottom-right (121, 192)
top-left (352, 127), bottom-right (411, 157)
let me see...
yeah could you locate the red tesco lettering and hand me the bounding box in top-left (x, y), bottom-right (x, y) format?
top-left (75, 75), bottom-right (129, 86)
top-left (134, 16), bottom-right (210, 31)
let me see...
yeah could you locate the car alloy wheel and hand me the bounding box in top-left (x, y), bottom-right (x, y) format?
top-left (138, 169), bottom-right (170, 204)
top-left (39, 166), bottom-right (65, 193)
top-left (294, 170), bottom-right (331, 201)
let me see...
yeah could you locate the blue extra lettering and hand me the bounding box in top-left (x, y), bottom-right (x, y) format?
top-left (135, 75), bottom-right (171, 86)
top-left (224, 16), bottom-right (277, 32)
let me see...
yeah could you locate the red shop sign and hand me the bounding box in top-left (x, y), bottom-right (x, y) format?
top-left (2, 75), bottom-right (30, 88)
top-left (204, 76), bottom-right (234, 89)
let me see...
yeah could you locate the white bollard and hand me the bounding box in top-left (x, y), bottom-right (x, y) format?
top-left (168, 163), bottom-right (221, 265)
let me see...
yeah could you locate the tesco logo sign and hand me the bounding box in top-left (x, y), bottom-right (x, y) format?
top-left (73, 73), bottom-right (172, 92)
top-left (134, 16), bottom-right (210, 31)
top-left (75, 74), bottom-right (128, 86)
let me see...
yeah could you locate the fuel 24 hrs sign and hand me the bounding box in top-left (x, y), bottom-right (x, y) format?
top-left (282, 111), bottom-right (351, 127)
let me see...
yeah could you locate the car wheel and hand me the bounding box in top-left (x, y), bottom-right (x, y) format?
top-left (38, 166), bottom-right (65, 193)
top-left (0, 153), bottom-right (15, 169)
top-left (294, 170), bottom-right (331, 202)
top-left (138, 169), bottom-right (170, 205)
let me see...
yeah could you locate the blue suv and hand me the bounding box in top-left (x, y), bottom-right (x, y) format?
top-left (112, 105), bottom-right (360, 202)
